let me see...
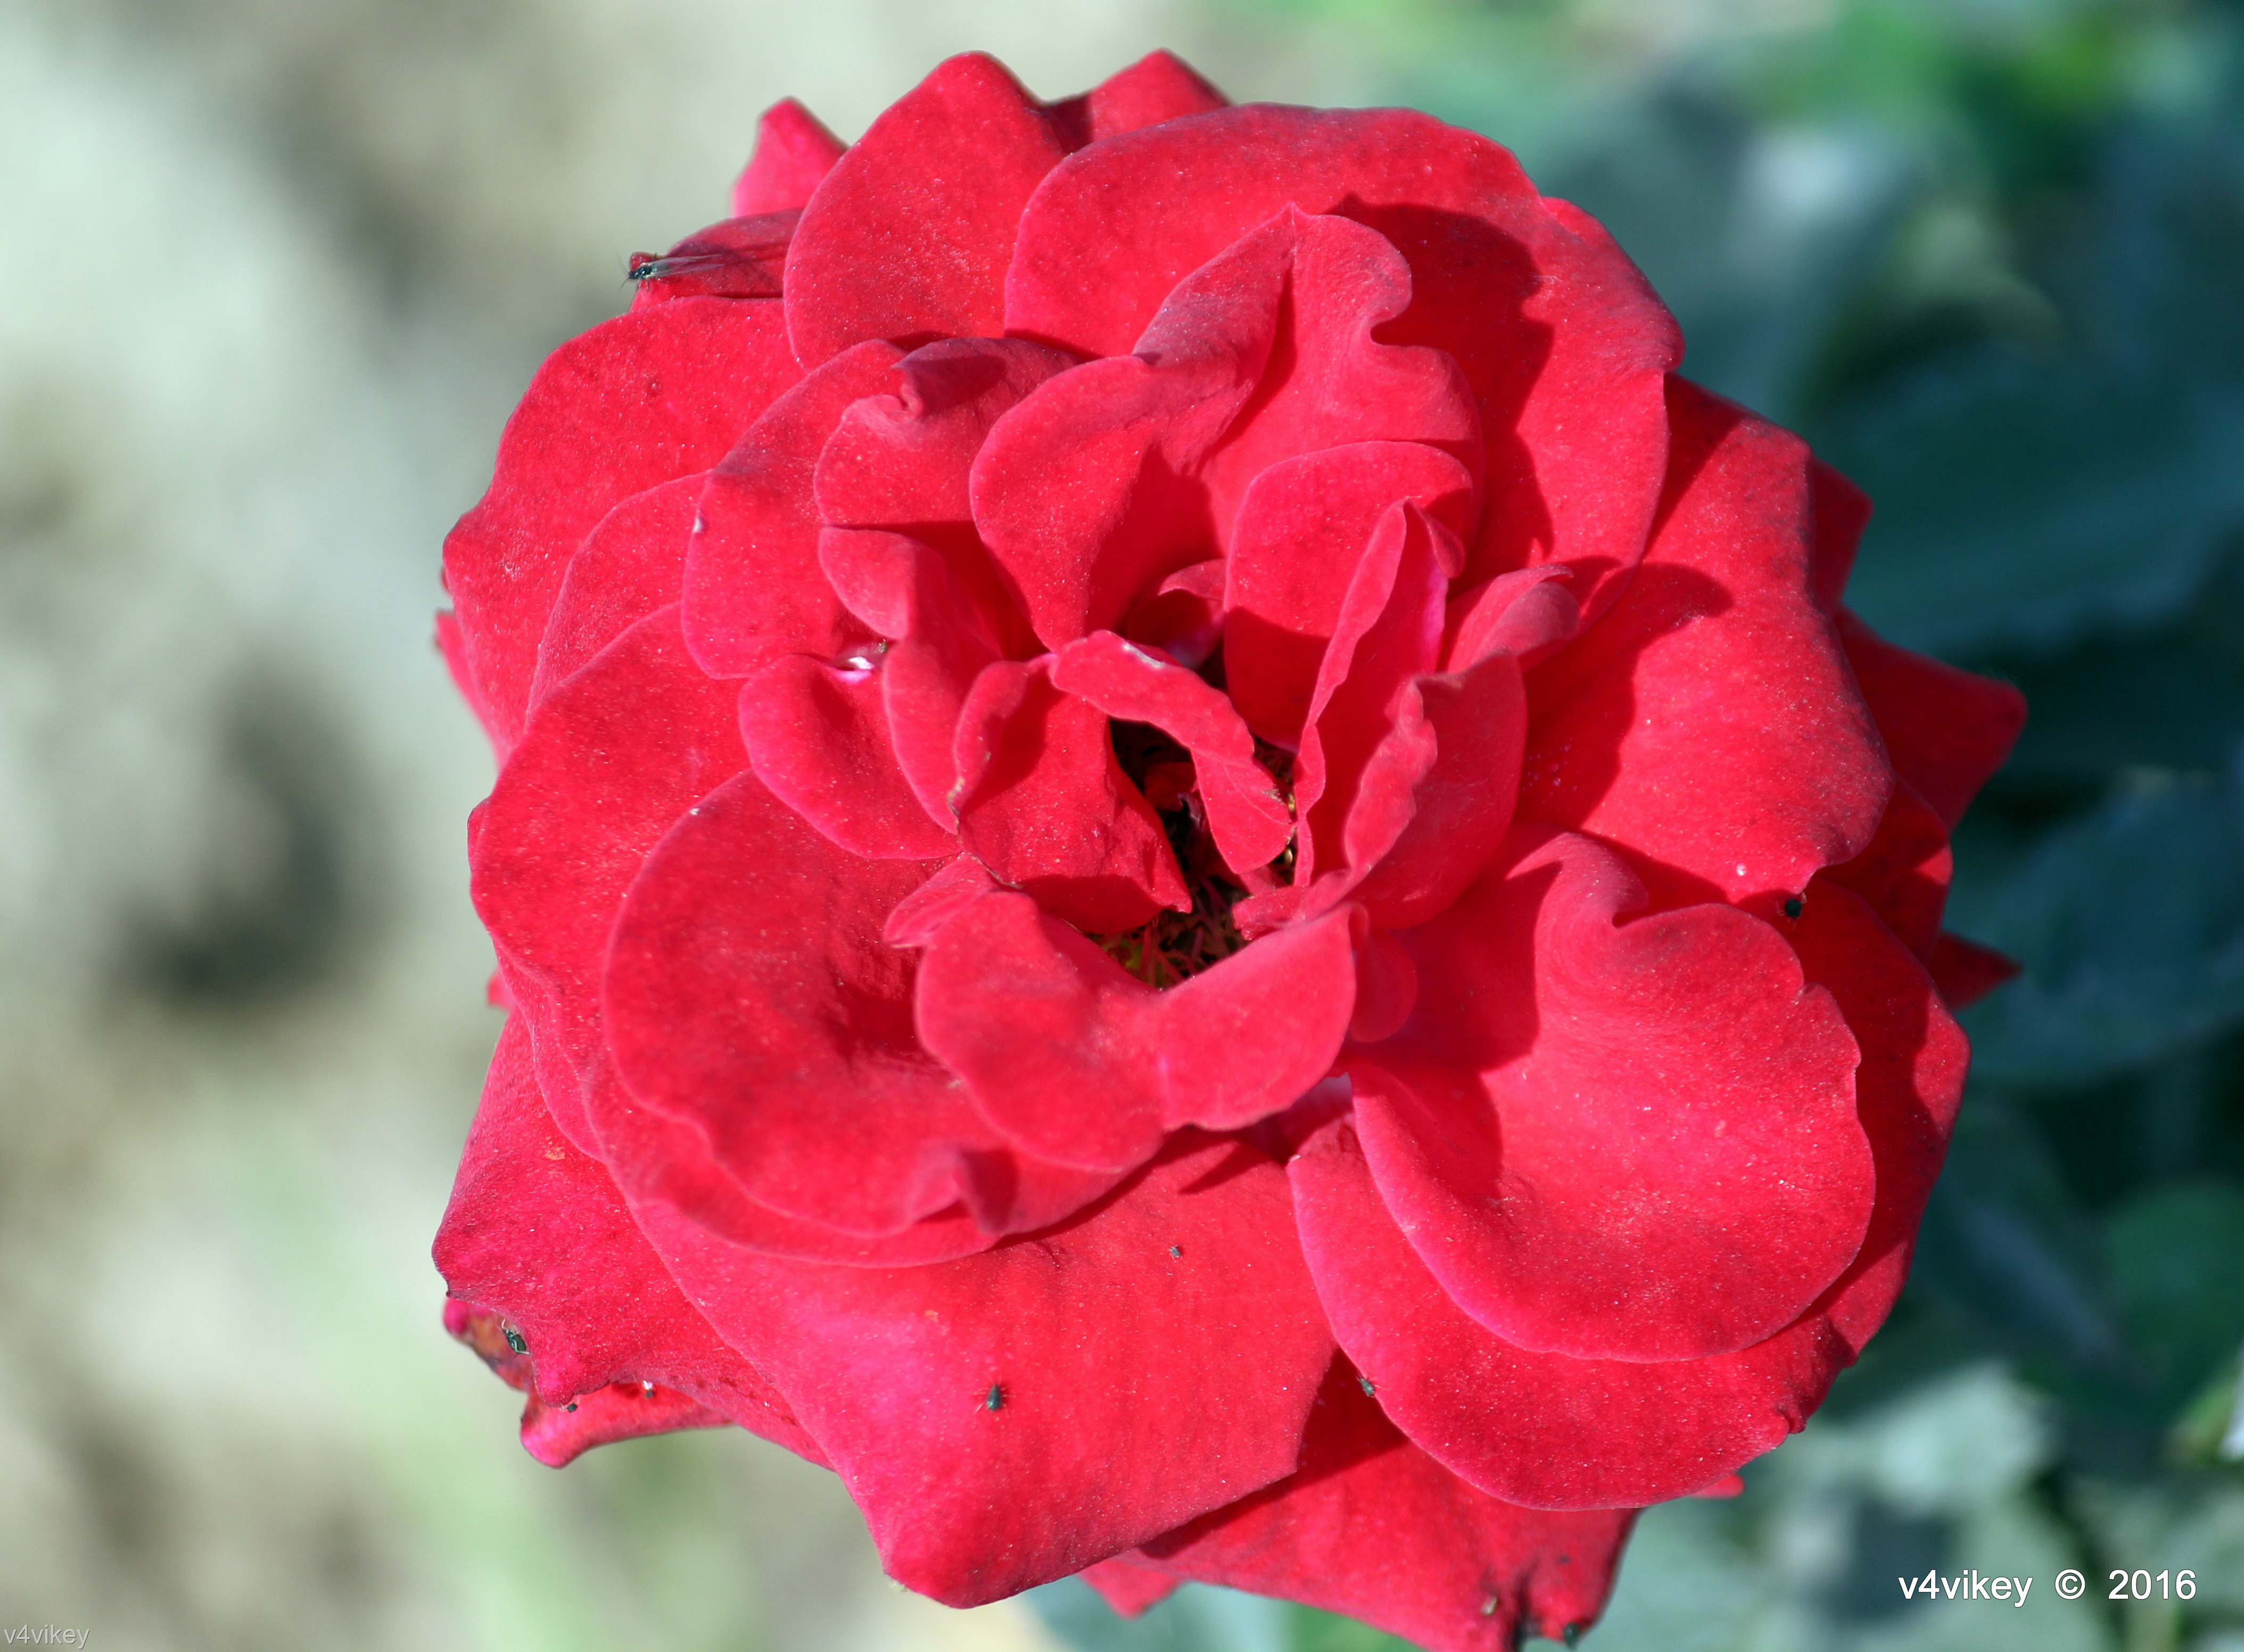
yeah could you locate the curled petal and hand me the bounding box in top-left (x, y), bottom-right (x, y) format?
top-left (1364, 826), bottom-right (1873, 1361)
top-left (1224, 442), bottom-right (1475, 744)
top-left (980, 209), bottom-right (1476, 651)
top-left (1007, 107), bottom-right (1679, 625)
top-left (629, 1135), bottom-right (1337, 1605)
top-left (604, 768), bottom-right (1104, 1240)
top-left (951, 658), bottom-right (1187, 932)
top-left (915, 891), bottom-right (1360, 1170)
top-left (682, 340), bottom-right (902, 679)
top-left (738, 657), bottom-right (958, 859)
top-left (1521, 378), bottom-right (1890, 905)
top-left (732, 98), bottom-right (844, 217)
top-left (1052, 630), bottom-right (1292, 873)
top-left (443, 300), bottom-right (802, 749)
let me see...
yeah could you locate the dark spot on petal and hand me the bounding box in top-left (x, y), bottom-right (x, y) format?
top-left (1169, 1244), bottom-right (1182, 1258)
top-left (1784, 896), bottom-right (1804, 919)
top-left (985, 1384), bottom-right (1005, 1411)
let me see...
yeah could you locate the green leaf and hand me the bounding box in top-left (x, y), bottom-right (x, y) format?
top-left (1820, 352), bottom-right (2244, 658)
top-left (1954, 765), bottom-right (2244, 1084)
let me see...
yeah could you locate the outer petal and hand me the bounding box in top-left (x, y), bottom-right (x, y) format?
top-left (1294, 880), bottom-right (1966, 1510)
top-left (630, 1136), bottom-right (1338, 1605)
top-left (914, 891), bottom-right (1359, 1170)
top-left (442, 299), bottom-right (802, 749)
top-left (786, 54), bottom-right (1068, 367)
top-left (1821, 780), bottom-right (1952, 961)
top-left (1043, 49), bottom-right (1228, 150)
top-left (1130, 1360), bottom-right (1634, 1651)
top-left (1521, 378), bottom-right (1890, 905)
top-left (529, 472), bottom-right (702, 705)
top-left (951, 658), bottom-right (1187, 932)
top-left (603, 768), bottom-right (1106, 1240)
top-left (1359, 826), bottom-right (1872, 1361)
top-left (732, 98), bottom-right (845, 217)
top-left (1837, 608), bottom-right (2027, 831)
top-left (681, 338), bottom-right (902, 679)
top-left (1007, 107), bottom-right (1679, 622)
top-left (435, 1019), bottom-right (824, 1462)
top-left (470, 606), bottom-right (745, 1154)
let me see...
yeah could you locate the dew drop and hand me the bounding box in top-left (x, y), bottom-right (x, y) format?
top-left (640, 1380), bottom-right (656, 1397)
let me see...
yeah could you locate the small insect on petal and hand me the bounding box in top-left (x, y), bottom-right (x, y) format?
top-left (1358, 1375), bottom-right (1376, 1398)
top-left (1169, 1244), bottom-right (1183, 1259)
top-left (1783, 896), bottom-right (1804, 919)
top-left (502, 1327), bottom-right (528, 1354)
top-left (984, 1384), bottom-right (1005, 1411)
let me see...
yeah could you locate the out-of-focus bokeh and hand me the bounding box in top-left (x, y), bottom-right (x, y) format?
top-left (5, 0), bottom-right (2243, 1647)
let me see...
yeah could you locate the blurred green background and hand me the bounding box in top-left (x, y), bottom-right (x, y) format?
top-left (5, 0), bottom-right (2243, 1647)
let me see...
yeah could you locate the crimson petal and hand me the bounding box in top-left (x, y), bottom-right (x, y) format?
top-left (1360, 825), bottom-right (1872, 1361)
top-left (1838, 608), bottom-right (2027, 832)
top-left (738, 657), bottom-right (957, 858)
top-left (915, 891), bottom-right (1359, 1170)
top-left (529, 472), bottom-right (702, 706)
top-left (732, 98), bottom-right (845, 217)
top-left (443, 300), bottom-right (801, 750)
top-left (1521, 378), bottom-right (1890, 905)
top-left (786, 54), bottom-right (1068, 366)
top-left (629, 1135), bottom-right (1336, 1605)
top-left (435, 1020), bottom-right (825, 1462)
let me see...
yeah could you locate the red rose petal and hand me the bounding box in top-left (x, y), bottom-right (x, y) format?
top-left (442, 299), bottom-right (802, 751)
top-left (1131, 1360), bottom-right (1634, 1650)
top-left (1297, 880), bottom-right (1964, 1510)
top-left (1223, 442), bottom-right (1476, 745)
top-left (1521, 378), bottom-right (1890, 905)
top-left (471, 606), bottom-right (745, 1154)
top-left (1821, 780), bottom-right (1952, 960)
top-left (951, 658), bottom-right (1187, 932)
top-left (914, 891), bottom-right (1359, 1170)
top-left (732, 98), bottom-right (845, 217)
top-left (529, 472), bottom-right (702, 706)
top-left (1043, 49), bottom-right (1228, 151)
top-left (737, 656), bottom-right (957, 859)
top-left (681, 339), bottom-right (903, 679)
top-left (1296, 502), bottom-right (1453, 886)
top-left (435, 1019), bottom-right (826, 1463)
top-left (1344, 652), bottom-right (1528, 931)
top-left (818, 528), bottom-right (1002, 829)
top-left (582, 1053), bottom-right (1053, 1266)
top-left (630, 1135), bottom-right (1337, 1605)
top-left (980, 209), bottom-right (1478, 653)
top-left (1051, 630), bottom-right (1293, 873)
top-left (816, 335), bottom-right (1075, 658)
top-left (1928, 931), bottom-right (2020, 1010)
top-left (605, 767), bottom-right (1104, 1239)
top-left (1294, 1118), bottom-right (1842, 1508)
top-left (1006, 108), bottom-right (1679, 625)
top-left (1838, 609), bottom-right (2027, 832)
top-left (1359, 826), bottom-right (1873, 1362)
top-left (786, 54), bottom-right (1068, 367)
top-left (1079, 1558), bottom-right (1181, 1618)
top-left (1443, 565), bottom-right (1579, 671)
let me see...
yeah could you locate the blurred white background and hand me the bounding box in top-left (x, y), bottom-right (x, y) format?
top-left (0, 2), bottom-right (1358, 1646)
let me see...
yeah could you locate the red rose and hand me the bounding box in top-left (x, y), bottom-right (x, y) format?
top-left (432, 50), bottom-right (2025, 1651)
